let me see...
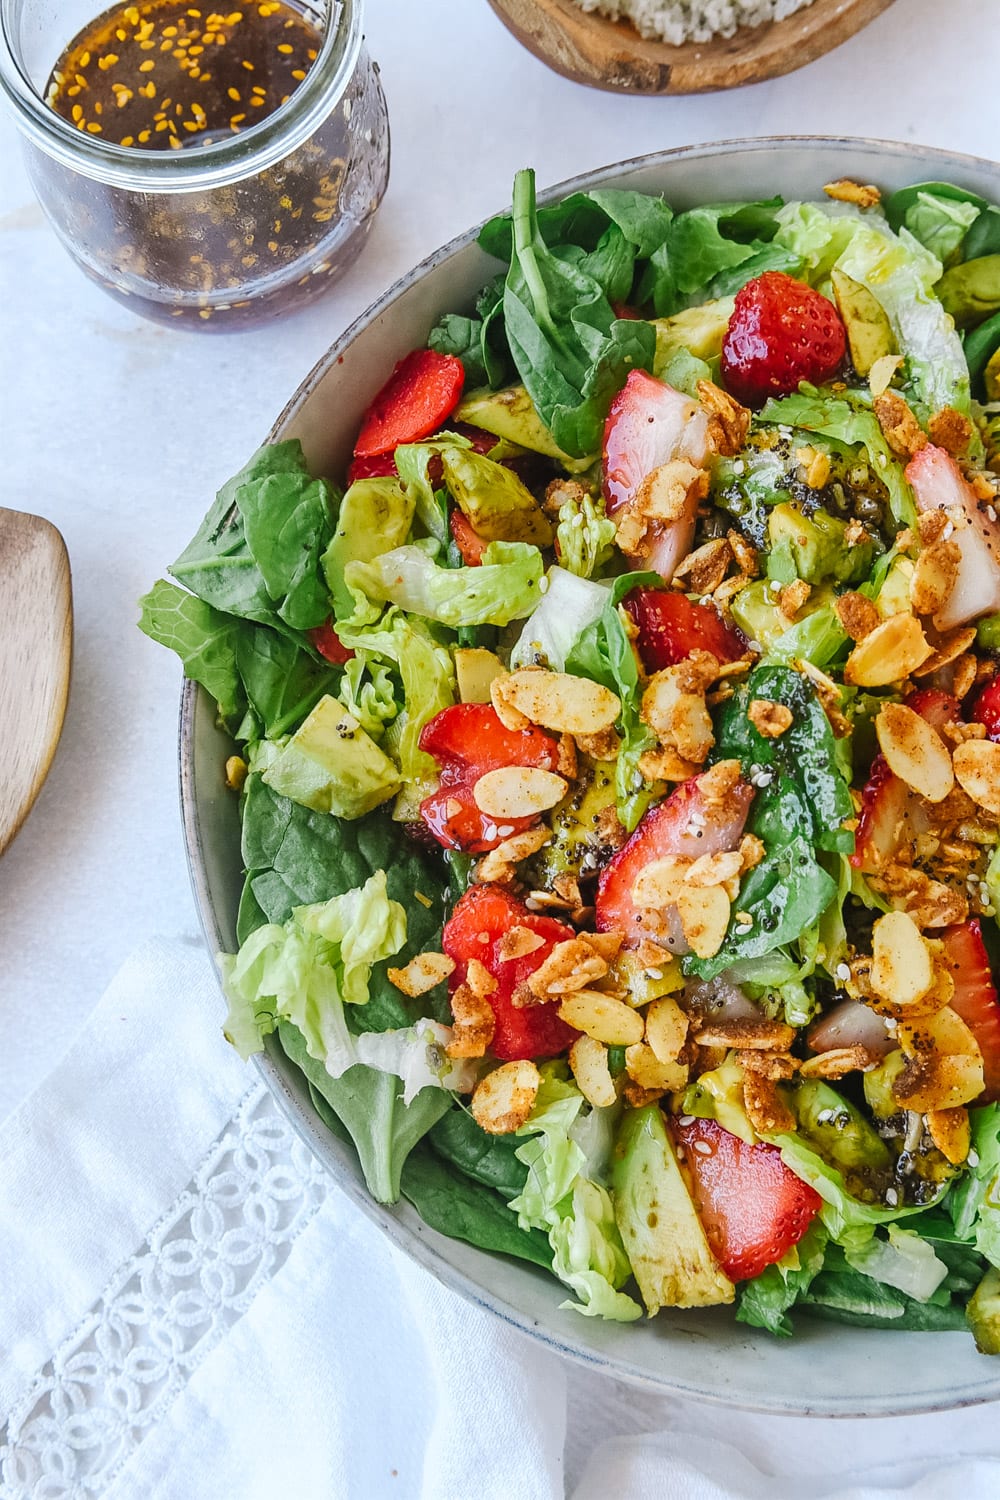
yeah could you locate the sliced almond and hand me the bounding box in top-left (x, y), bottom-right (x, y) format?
top-left (699, 380), bottom-right (752, 457)
top-left (474, 825), bottom-right (553, 883)
top-left (686, 849), bottom-right (744, 888)
top-left (913, 626), bottom-right (978, 676)
top-left (500, 668), bottom-right (620, 736)
top-left (799, 1046), bottom-right (882, 1079)
top-left (644, 996), bottom-right (689, 1065)
top-left (471, 1060), bottom-right (540, 1134)
top-left (527, 937), bottom-right (608, 998)
top-left (388, 952), bottom-right (455, 997)
top-left (472, 766), bottom-right (567, 819)
top-left (677, 884), bottom-right (731, 960)
top-left (909, 539), bottom-right (961, 617)
top-left (869, 354), bottom-right (904, 399)
top-left (466, 957), bottom-right (498, 999)
top-left (625, 1041), bottom-right (688, 1092)
top-left (672, 536), bottom-right (732, 594)
top-left (490, 672), bottom-right (531, 731)
top-left (844, 613), bottom-right (932, 686)
top-left (631, 855), bottom-right (692, 909)
top-left (739, 833), bottom-right (766, 872)
top-left (875, 703), bottom-right (954, 804)
top-left (558, 990), bottom-right (645, 1046)
top-left (568, 1035), bottom-right (617, 1109)
top-left (580, 931), bottom-right (624, 963)
top-left (926, 1105), bottom-right (971, 1165)
top-left (575, 726), bottom-right (622, 761)
top-left (496, 926), bottom-right (547, 964)
top-left (870, 911), bottom-right (936, 1010)
top-left (954, 740), bottom-right (1000, 816)
top-left (634, 459), bottom-right (708, 522)
top-left (447, 983), bottom-right (495, 1059)
top-left (824, 177), bottom-right (881, 207)
top-left (694, 1016), bottom-right (796, 1050)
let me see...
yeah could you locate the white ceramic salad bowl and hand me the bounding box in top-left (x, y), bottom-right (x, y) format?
top-left (180, 137), bottom-right (1000, 1416)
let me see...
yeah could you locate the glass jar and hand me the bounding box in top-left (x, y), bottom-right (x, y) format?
top-left (0, 0), bottom-right (389, 328)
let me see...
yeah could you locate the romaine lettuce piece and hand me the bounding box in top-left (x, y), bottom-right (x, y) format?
top-left (553, 491), bottom-right (616, 579)
top-left (845, 1225), bottom-right (948, 1303)
top-left (948, 1104), bottom-right (1000, 1266)
top-left (509, 1065), bottom-right (642, 1321)
top-left (737, 1223), bottom-right (828, 1337)
top-left (345, 540), bottom-right (545, 629)
top-left (511, 567), bottom-right (610, 671)
top-left (219, 870), bottom-right (406, 1074)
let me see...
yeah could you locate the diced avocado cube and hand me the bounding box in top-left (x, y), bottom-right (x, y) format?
top-left (455, 385), bottom-right (593, 472)
top-left (863, 1049), bottom-right (908, 1119)
top-left (766, 502), bottom-right (875, 587)
top-left (262, 694), bottom-right (400, 819)
top-left (652, 297), bottom-right (736, 374)
top-left (793, 1077), bottom-right (891, 1171)
top-left (831, 269), bottom-right (896, 378)
top-left (322, 477), bottom-right (413, 620)
top-left (612, 1104), bottom-right (735, 1313)
top-left (454, 647), bottom-right (505, 704)
top-left (968, 1266), bottom-right (1000, 1355)
top-left (438, 446), bottom-right (553, 548)
top-left (875, 556), bottom-right (916, 619)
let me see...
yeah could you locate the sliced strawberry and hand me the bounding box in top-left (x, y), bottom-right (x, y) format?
top-left (418, 705), bottom-right (561, 853)
top-left (970, 678), bottom-right (1000, 742)
top-left (449, 508), bottom-right (489, 567)
top-left (602, 370), bottom-right (711, 581)
top-left (852, 689), bottom-right (961, 873)
top-left (939, 920), bottom-right (1000, 1104)
top-left (673, 1116), bottom-right (822, 1282)
top-left (603, 371), bottom-right (710, 516)
top-left (420, 704), bottom-right (560, 774)
top-left (347, 451), bottom-right (399, 484)
top-left (307, 619), bottom-right (354, 665)
top-left (720, 272), bottom-right (847, 408)
top-left (623, 586), bottom-right (746, 670)
top-left (354, 349), bottom-right (465, 459)
top-left (611, 301), bottom-right (641, 320)
top-left (596, 769), bottom-right (755, 948)
top-left (442, 884), bottom-right (579, 1060)
top-left (906, 445), bottom-right (1000, 630)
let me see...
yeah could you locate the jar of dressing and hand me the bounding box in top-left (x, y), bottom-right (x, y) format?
top-left (0, 0), bottom-right (389, 328)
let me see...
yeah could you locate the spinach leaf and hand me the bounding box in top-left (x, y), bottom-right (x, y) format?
top-left (238, 775), bottom-right (448, 1029)
top-left (428, 313), bottom-right (491, 388)
top-left (501, 169), bottom-right (656, 458)
top-left (429, 1106), bottom-right (530, 1198)
top-left (170, 441), bottom-right (336, 640)
top-left (714, 665), bottom-right (855, 856)
top-left (138, 579), bottom-right (246, 726)
top-left (637, 198), bottom-right (785, 313)
top-left (565, 570), bottom-right (662, 831)
top-left (400, 1144), bottom-right (555, 1269)
top-left (279, 1020), bottom-right (451, 1204)
top-left (554, 224), bottom-right (635, 305)
top-left (479, 185), bottom-right (673, 264)
top-left (235, 625), bottom-right (341, 739)
top-left (704, 243), bottom-right (803, 300)
top-left (797, 1245), bottom-right (971, 1331)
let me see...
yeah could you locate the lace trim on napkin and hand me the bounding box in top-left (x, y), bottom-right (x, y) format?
top-left (0, 1085), bottom-right (328, 1499)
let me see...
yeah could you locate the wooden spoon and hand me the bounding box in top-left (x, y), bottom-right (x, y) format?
top-left (0, 508), bottom-right (72, 856)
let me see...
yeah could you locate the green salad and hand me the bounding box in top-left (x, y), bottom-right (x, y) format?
top-left (143, 167), bottom-right (1000, 1346)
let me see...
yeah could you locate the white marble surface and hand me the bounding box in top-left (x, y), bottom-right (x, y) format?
top-left (0, 0), bottom-right (998, 1138)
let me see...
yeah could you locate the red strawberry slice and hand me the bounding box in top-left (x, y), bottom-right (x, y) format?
top-left (420, 704), bottom-right (560, 774)
top-left (720, 272), bottom-right (847, 409)
top-left (307, 619), bottom-right (354, 665)
top-left (596, 769), bottom-right (755, 948)
top-left (602, 370), bottom-right (711, 581)
top-left (347, 451), bottom-right (399, 485)
top-left (354, 349), bottom-right (465, 459)
top-left (442, 884), bottom-right (580, 1060)
top-left (603, 371), bottom-right (710, 514)
top-left (673, 1116), bottom-right (822, 1282)
top-left (418, 704), bottom-right (562, 853)
top-left (623, 586), bottom-right (746, 670)
top-left (852, 689), bottom-right (961, 873)
top-left (970, 678), bottom-right (1000, 742)
top-left (939, 920), bottom-right (1000, 1104)
top-left (449, 508), bottom-right (489, 567)
top-left (906, 445), bottom-right (1000, 631)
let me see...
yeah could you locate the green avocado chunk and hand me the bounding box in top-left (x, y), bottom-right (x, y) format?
top-left (438, 446), bottom-right (554, 548)
top-left (830, 269), bottom-right (896, 377)
top-left (262, 694), bottom-right (400, 819)
top-left (793, 1077), bottom-right (891, 1172)
top-left (766, 501), bottom-right (875, 587)
top-left (937, 254), bottom-right (1000, 328)
top-left (612, 1104), bottom-right (735, 1313)
top-left (454, 384), bottom-right (593, 472)
top-left (968, 1266), bottom-right (1000, 1354)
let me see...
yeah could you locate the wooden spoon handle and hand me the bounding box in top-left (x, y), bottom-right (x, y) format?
top-left (0, 508), bottom-right (73, 856)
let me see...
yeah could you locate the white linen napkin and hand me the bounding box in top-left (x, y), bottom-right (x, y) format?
top-left (2, 938), bottom-right (999, 1500)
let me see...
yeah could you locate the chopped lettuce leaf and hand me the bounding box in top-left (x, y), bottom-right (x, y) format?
top-left (554, 490), bottom-right (616, 579)
top-left (773, 199), bottom-right (872, 282)
top-left (339, 655), bottom-right (398, 739)
top-left (773, 1132), bottom-right (943, 1253)
top-left (354, 1019), bottom-right (476, 1105)
top-left (345, 540), bottom-right (545, 629)
top-left (897, 189), bottom-right (981, 266)
top-left (948, 1104), bottom-right (1000, 1267)
top-left (511, 567), bottom-right (610, 671)
top-left (219, 871), bottom-right (406, 1075)
top-left (845, 1225), bottom-right (949, 1303)
top-left (394, 434), bottom-right (472, 543)
top-left (510, 1065), bottom-right (641, 1321)
top-left (737, 1223), bottom-right (828, 1337)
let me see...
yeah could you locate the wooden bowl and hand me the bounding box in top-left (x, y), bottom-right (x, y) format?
top-left (486, 0), bottom-right (896, 94)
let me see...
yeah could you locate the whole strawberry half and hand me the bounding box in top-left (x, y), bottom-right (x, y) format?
top-left (721, 272), bottom-right (847, 408)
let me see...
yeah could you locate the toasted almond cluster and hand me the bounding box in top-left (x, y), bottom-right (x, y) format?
top-left (748, 698), bottom-right (793, 739)
top-left (447, 978), bottom-right (496, 1060)
top-left (874, 391), bottom-right (928, 461)
top-left (777, 580), bottom-right (811, 622)
top-left (742, 1067), bottom-right (795, 1135)
top-left (672, 537), bottom-right (733, 595)
top-left (834, 591), bottom-right (880, 643)
top-left (471, 1059), bottom-right (540, 1134)
top-left (928, 407), bottom-right (975, 458)
top-left (613, 457), bottom-right (710, 558)
top-left (474, 825), bottom-right (553, 884)
top-left (823, 177), bottom-right (881, 208)
top-left (641, 651), bottom-right (720, 764)
top-left (909, 539), bottom-right (961, 620)
top-left (953, 740), bottom-right (1000, 816)
top-left (798, 1045), bottom-right (883, 1079)
top-left (697, 379), bottom-right (752, 458)
top-left (894, 1007), bottom-right (984, 1114)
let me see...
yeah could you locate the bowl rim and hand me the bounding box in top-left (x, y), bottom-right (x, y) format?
top-left (179, 135), bottom-right (1000, 1416)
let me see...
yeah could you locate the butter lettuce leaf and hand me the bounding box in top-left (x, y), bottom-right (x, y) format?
top-left (344, 541), bottom-right (545, 629)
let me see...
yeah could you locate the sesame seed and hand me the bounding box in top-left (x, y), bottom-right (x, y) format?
top-left (835, 962), bottom-right (851, 982)
top-left (969, 1150), bottom-right (981, 1168)
top-left (693, 1140), bottom-right (713, 1155)
top-left (885, 1187), bottom-right (899, 1207)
